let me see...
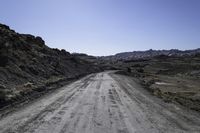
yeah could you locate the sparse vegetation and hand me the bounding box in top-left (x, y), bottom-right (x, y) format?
top-left (113, 54), bottom-right (200, 112)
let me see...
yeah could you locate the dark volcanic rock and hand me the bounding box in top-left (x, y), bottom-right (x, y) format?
top-left (0, 24), bottom-right (10, 30)
top-left (0, 23), bottom-right (101, 108)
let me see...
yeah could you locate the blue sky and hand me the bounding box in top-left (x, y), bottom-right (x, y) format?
top-left (0, 0), bottom-right (200, 56)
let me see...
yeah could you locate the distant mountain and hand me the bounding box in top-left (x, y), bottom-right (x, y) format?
top-left (101, 49), bottom-right (200, 61)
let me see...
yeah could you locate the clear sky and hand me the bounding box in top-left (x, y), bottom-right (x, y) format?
top-left (0, 0), bottom-right (200, 56)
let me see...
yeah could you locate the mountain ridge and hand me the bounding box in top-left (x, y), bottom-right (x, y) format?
top-left (101, 48), bottom-right (200, 61)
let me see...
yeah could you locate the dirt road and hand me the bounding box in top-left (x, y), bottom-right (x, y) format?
top-left (0, 71), bottom-right (200, 133)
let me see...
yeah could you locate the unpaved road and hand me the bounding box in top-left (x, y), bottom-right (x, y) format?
top-left (0, 71), bottom-right (200, 133)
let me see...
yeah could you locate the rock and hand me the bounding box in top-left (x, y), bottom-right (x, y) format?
top-left (24, 82), bottom-right (34, 88)
top-left (0, 84), bottom-right (6, 90)
top-left (61, 49), bottom-right (70, 56)
top-left (35, 36), bottom-right (45, 46)
top-left (23, 34), bottom-right (35, 40)
top-left (0, 24), bottom-right (10, 30)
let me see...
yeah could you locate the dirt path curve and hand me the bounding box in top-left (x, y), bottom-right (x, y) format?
top-left (0, 71), bottom-right (200, 133)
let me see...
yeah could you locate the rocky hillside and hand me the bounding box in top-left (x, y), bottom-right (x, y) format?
top-left (102, 49), bottom-right (200, 61)
top-left (0, 23), bottom-right (100, 108)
